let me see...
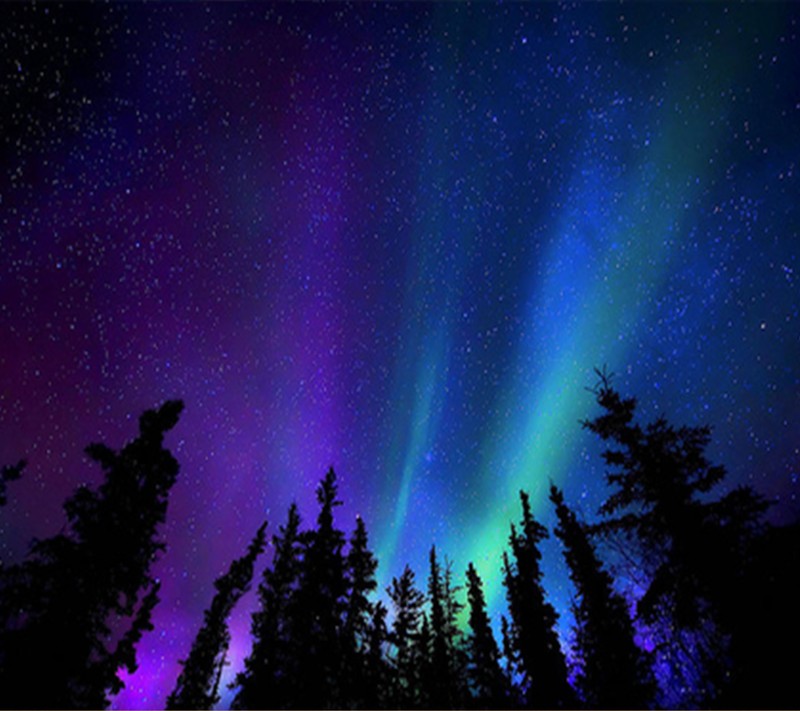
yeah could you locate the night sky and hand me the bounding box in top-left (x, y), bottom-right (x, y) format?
top-left (1, 3), bottom-right (799, 708)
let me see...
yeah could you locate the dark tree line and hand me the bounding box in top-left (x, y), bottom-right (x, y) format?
top-left (0, 400), bottom-right (184, 708)
top-left (0, 373), bottom-right (796, 709)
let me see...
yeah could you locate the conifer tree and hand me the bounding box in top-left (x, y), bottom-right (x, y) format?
top-left (442, 555), bottom-right (469, 707)
top-left (363, 601), bottom-right (390, 708)
top-left (291, 467), bottom-right (347, 708)
top-left (0, 400), bottom-right (184, 709)
top-left (234, 503), bottom-right (302, 710)
top-left (422, 547), bottom-right (468, 708)
top-left (502, 490), bottom-right (576, 709)
top-left (387, 565), bottom-right (425, 708)
top-left (465, 563), bottom-right (510, 708)
top-left (341, 515), bottom-right (379, 708)
top-left (549, 485), bottom-right (654, 709)
top-left (583, 370), bottom-right (767, 704)
top-left (167, 521), bottom-right (267, 710)
top-left (500, 616), bottom-right (522, 706)
top-left (427, 545), bottom-right (450, 707)
top-left (416, 612), bottom-right (433, 710)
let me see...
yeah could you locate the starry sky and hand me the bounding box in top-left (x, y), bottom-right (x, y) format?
top-left (1, 2), bottom-right (798, 708)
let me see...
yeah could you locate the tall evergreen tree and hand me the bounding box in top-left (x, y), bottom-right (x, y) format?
top-left (550, 485), bottom-right (654, 709)
top-left (465, 563), bottom-right (510, 709)
top-left (167, 522), bottom-right (267, 710)
top-left (583, 370), bottom-right (767, 705)
top-left (415, 612), bottom-right (433, 710)
top-left (500, 616), bottom-right (522, 706)
top-left (441, 555), bottom-right (469, 707)
top-left (502, 490), bottom-right (576, 709)
top-left (0, 400), bottom-right (184, 709)
top-left (427, 545), bottom-right (450, 707)
top-left (387, 564), bottom-right (425, 709)
top-left (291, 467), bottom-right (347, 708)
top-left (423, 547), bottom-right (468, 708)
top-left (341, 515), bottom-right (379, 708)
top-left (234, 503), bottom-right (303, 710)
top-left (363, 601), bottom-right (390, 708)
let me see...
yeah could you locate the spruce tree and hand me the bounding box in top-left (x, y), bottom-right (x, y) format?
top-left (427, 545), bottom-right (450, 707)
top-left (441, 555), bottom-right (468, 707)
top-left (363, 601), bottom-right (390, 708)
top-left (0, 400), bottom-right (184, 709)
top-left (167, 521), bottom-right (267, 710)
top-left (500, 616), bottom-right (522, 706)
top-left (421, 547), bottom-right (468, 708)
top-left (415, 612), bottom-right (433, 710)
top-left (502, 490), bottom-right (576, 709)
top-left (550, 485), bottom-right (654, 709)
top-left (234, 503), bottom-right (302, 710)
top-left (583, 370), bottom-right (767, 705)
top-left (465, 563), bottom-right (510, 708)
top-left (291, 467), bottom-right (347, 708)
top-left (387, 564), bottom-right (425, 708)
top-left (341, 515), bottom-right (379, 708)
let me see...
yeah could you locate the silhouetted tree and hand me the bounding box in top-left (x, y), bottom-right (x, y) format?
top-left (427, 546), bottom-right (447, 706)
top-left (0, 459), bottom-right (24, 507)
top-left (387, 564), bottom-right (426, 708)
top-left (167, 521), bottom-right (267, 710)
top-left (416, 612), bottom-right (433, 710)
top-left (341, 515), bottom-right (379, 707)
top-left (0, 400), bottom-right (184, 708)
top-left (234, 503), bottom-right (302, 710)
top-left (426, 546), bottom-right (467, 708)
top-left (363, 600), bottom-right (391, 708)
top-left (502, 490), bottom-right (576, 709)
top-left (465, 563), bottom-right (510, 708)
top-left (584, 370), bottom-right (768, 705)
top-left (500, 616), bottom-right (522, 706)
top-left (550, 485), bottom-right (654, 709)
top-left (444, 556), bottom-right (469, 707)
top-left (291, 467), bottom-right (347, 708)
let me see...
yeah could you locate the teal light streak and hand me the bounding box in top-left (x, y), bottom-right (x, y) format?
top-left (377, 328), bottom-right (449, 571)
top-left (374, 8), bottom-right (481, 582)
top-left (455, 23), bottom-right (755, 616)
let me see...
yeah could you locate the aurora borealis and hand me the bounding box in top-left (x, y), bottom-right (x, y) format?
top-left (1, 2), bottom-right (798, 708)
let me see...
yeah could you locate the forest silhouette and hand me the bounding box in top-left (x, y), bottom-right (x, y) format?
top-left (0, 372), bottom-right (797, 710)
